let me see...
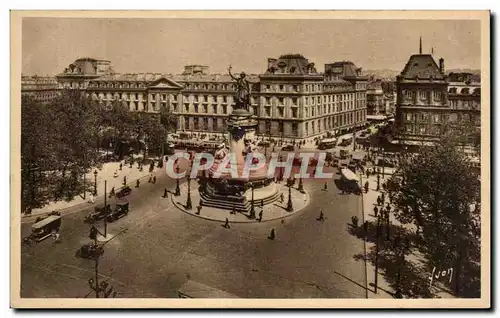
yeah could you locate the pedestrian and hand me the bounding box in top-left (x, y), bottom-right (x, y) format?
top-left (317, 210), bottom-right (325, 222)
top-left (363, 220), bottom-right (368, 234)
top-left (152, 175), bottom-right (156, 184)
top-left (323, 182), bottom-right (328, 191)
top-left (223, 217), bottom-right (230, 229)
top-left (196, 205), bottom-right (202, 215)
top-left (148, 175), bottom-right (152, 183)
top-left (163, 188), bottom-right (168, 198)
top-left (364, 181), bottom-right (369, 193)
top-left (268, 228), bottom-right (276, 240)
top-left (280, 193), bottom-right (284, 203)
top-left (123, 176), bottom-right (127, 186)
top-left (374, 206), bottom-right (379, 217)
top-left (109, 187), bottom-right (115, 197)
top-left (119, 163), bottom-right (123, 171)
top-left (136, 179), bottom-right (140, 188)
top-left (88, 192), bottom-right (95, 203)
top-left (231, 206), bottom-right (236, 215)
top-left (351, 215), bottom-right (359, 227)
top-left (258, 210), bottom-right (263, 222)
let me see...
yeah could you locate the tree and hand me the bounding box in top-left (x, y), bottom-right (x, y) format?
top-left (21, 90), bottom-right (103, 212)
top-left (159, 103), bottom-right (178, 155)
top-left (387, 136), bottom-right (481, 297)
top-left (21, 95), bottom-right (54, 213)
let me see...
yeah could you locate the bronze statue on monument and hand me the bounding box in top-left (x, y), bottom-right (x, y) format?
top-left (228, 65), bottom-right (251, 111)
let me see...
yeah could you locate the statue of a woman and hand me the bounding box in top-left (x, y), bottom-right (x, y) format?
top-left (228, 65), bottom-right (251, 110)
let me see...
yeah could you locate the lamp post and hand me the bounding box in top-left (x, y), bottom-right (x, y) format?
top-left (175, 166), bottom-right (181, 196)
top-left (186, 177), bottom-right (192, 210)
top-left (93, 170), bottom-right (98, 196)
top-left (286, 184), bottom-right (293, 212)
top-left (374, 214), bottom-right (382, 294)
top-left (250, 183), bottom-right (255, 219)
top-left (103, 180), bottom-right (108, 238)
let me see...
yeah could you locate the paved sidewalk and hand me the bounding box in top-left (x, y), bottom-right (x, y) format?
top-left (25, 158), bottom-right (161, 217)
top-left (172, 180), bottom-right (310, 223)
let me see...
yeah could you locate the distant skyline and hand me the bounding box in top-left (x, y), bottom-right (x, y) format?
top-left (22, 18), bottom-right (481, 76)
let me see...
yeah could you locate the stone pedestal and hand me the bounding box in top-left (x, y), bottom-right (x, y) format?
top-left (199, 109), bottom-right (279, 214)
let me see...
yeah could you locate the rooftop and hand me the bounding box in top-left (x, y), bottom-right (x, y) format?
top-left (399, 54), bottom-right (445, 80)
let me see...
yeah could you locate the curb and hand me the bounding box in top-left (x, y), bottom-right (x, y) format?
top-left (170, 187), bottom-right (310, 224)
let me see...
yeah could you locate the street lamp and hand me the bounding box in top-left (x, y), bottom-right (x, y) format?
top-left (286, 184), bottom-right (293, 212)
top-left (175, 166), bottom-right (181, 196)
top-left (374, 214), bottom-right (382, 294)
top-left (93, 170), bottom-right (98, 196)
top-left (250, 183), bottom-right (255, 219)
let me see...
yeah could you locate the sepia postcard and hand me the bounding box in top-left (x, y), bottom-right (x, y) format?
top-left (10, 10), bottom-right (490, 309)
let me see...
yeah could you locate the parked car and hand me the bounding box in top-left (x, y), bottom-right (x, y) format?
top-left (116, 186), bottom-right (132, 198)
top-left (257, 140), bottom-right (270, 147)
top-left (75, 242), bottom-right (104, 259)
top-left (281, 145), bottom-right (295, 151)
top-left (84, 205), bottom-right (111, 223)
top-left (339, 138), bottom-right (352, 147)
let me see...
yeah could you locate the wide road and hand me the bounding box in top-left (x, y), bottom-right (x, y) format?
top-left (20, 158), bottom-right (366, 298)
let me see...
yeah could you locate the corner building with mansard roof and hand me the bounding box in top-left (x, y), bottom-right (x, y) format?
top-left (395, 49), bottom-right (481, 144)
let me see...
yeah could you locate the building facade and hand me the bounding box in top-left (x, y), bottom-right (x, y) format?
top-left (21, 75), bottom-right (60, 103)
top-left (53, 54), bottom-right (368, 142)
top-left (395, 53), bottom-right (481, 143)
top-left (366, 82), bottom-right (384, 115)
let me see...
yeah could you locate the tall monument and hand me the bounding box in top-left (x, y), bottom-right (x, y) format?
top-left (198, 66), bottom-right (279, 214)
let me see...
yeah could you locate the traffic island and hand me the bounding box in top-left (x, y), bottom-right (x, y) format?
top-left (172, 180), bottom-right (310, 223)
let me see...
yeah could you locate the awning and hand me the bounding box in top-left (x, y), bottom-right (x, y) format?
top-left (341, 168), bottom-right (359, 182)
top-left (367, 115), bottom-right (388, 121)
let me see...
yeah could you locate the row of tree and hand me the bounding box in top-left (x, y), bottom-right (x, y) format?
top-left (378, 134), bottom-right (481, 298)
top-left (21, 90), bottom-right (177, 214)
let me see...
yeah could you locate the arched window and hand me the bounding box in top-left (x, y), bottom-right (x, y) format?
top-left (449, 87), bottom-right (457, 94)
top-left (461, 88), bottom-right (470, 95)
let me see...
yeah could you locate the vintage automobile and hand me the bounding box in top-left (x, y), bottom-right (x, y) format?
top-left (24, 214), bottom-right (62, 243)
top-left (281, 145), bottom-right (295, 152)
top-left (106, 201), bottom-right (130, 223)
top-left (116, 186), bottom-right (132, 198)
top-left (257, 140), bottom-right (270, 147)
top-left (339, 138), bottom-right (353, 147)
top-left (84, 204), bottom-right (112, 223)
top-left (75, 242), bottom-right (104, 259)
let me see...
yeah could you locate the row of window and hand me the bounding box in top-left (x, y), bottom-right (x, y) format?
top-left (449, 87), bottom-right (480, 95)
top-left (403, 90), bottom-right (443, 100)
top-left (404, 112), bottom-right (479, 124)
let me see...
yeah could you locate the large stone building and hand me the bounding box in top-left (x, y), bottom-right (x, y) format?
top-left (52, 54), bottom-right (368, 142)
top-left (395, 41), bottom-right (481, 143)
top-left (21, 75), bottom-right (60, 103)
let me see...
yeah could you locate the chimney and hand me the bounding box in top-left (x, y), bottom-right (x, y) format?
top-left (439, 58), bottom-right (444, 73)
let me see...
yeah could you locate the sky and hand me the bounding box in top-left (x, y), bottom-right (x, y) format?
top-left (21, 18), bottom-right (481, 76)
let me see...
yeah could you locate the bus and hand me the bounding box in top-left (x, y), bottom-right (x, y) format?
top-left (340, 168), bottom-right (361, 194)
top-left (177, 280), bottom-right (240, 298)
top-left (318, 138), bottom-right (337, 150)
